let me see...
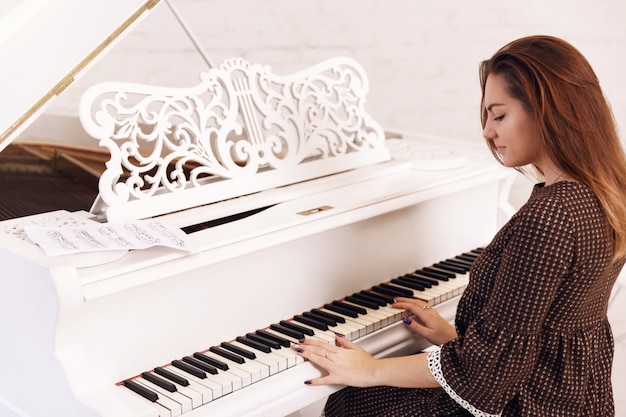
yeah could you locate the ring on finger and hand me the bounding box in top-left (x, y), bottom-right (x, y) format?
top-left (423, 304), bottom-right (431, 310)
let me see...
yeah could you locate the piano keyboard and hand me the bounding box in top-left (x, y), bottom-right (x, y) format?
top-left (119, 248), bottom-right (482, 417)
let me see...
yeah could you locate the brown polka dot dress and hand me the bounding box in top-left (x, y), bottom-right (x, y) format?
top-left (323, 181), bottom-right (623, 416)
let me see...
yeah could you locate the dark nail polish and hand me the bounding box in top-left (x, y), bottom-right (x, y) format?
top-left (402, 317), bottom-right (412, 325)
top-left (296, 348), bottom-right (304, 353)
top-left (304, 380), bottom-right (312, 385)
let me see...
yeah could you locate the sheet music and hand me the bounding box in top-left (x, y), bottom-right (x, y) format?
top-left (24, 220), bottom-right (194, 256)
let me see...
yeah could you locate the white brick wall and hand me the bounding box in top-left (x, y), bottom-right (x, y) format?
top-left (52, 0), bottom-right (626, 143)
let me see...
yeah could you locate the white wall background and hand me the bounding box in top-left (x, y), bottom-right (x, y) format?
top-left (46, 0), bottom-right (626, 146)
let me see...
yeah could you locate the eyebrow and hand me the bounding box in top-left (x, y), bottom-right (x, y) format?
top-left (486, 103), bottom-right (505, 112)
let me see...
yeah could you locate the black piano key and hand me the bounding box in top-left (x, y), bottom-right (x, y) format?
top-left (309, 309), bottom-right (346, 324)
top-left (422, 267), bottom-right (455, 279)
top-left (433, 262), bottom-right (467, 274)
top-left (247, 332), bottom-right (283, 349)
top-left (441, 259), bottom-right (472, 271)
top-left (456, 254), bottom-right (477, 263)
top-left (141, 372), bottom-right (177, 392)
top-left (411, 271), bottom-right (447, 283)
top-left (123, 379), bottom-right (159, 402)
top-left (221, 341), bottom-right (257, 360)
top-left (236, 336), bottom-right (271, 354)
top-left (270, 323), bottom-right (305, 340)
top-left (303, 311), bottom-right (337, 326)
top-left (183, 356), bottom-right (219, 374)
top-left (154, 367), bottom-right (189, 387)
top-left (192, 352), bottom-right (229, 371)
top-left (171, 359), bottom-right (207, 379)
top-left (414, 269), bottom-right (449, 281)
top-left (209, 346), bottom-right (246, 364)
top-left (351, 292), bottom-right (387, 307)
top-left (279, 320), bottom-right (315, 336)
top-left (323, 303), bottom-right (358, 318)
top-left (471, 248), bottom-right (484, 255)
top-left (391, 277), bottom-right (425, 291)
top-left (332, 300), bottom-right (367, 315)
top-left (344, 295), bottom-right (379, 310)
top-left (255, 330), bottom-right (291, 347)
top-left (372, 284), bottom-right (413, 297)
top-left (369, 285), bottom-right (405, 298)
top-left (404, 273), bottom-right (438, 287)
top-left (359, 290), bottom-right (394, 305)
top-left (293, 314), bottom-right (329, 331)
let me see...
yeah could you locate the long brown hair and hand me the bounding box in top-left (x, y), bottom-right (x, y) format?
top-left (479, 35), bottom-right (626, 260)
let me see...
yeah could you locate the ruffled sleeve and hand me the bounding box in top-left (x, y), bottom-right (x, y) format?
top-left (429, 188), bottom-right (577, 415)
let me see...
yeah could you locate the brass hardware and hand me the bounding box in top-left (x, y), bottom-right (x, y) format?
top-left (297, 205), bottom-right (334, 216)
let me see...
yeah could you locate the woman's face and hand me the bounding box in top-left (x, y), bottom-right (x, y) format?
top-left (482, 74), bottom-right (545, 169)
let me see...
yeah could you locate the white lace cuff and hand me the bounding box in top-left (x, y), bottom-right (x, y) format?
top-left (427, 346), bottom-right (502, 417)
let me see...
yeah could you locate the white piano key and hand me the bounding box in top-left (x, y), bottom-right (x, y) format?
top-left (175, 384), bottom-right (206, 407)
top-left (124, 379), bottom-right (182, 417)
top-left (404, 277), bottom-right (451, 297)
top-left (154, 368), bottom-right (214, 405)
top-left (394, 281), bottom-right (448, 304)
top-left (269, 344), bottom-right (300, 367)
top-left (324, 317), bottom-right (363, 340)
top-left (398, 275), bottom-right (464, 303)
top-left (134, 377), bottom-right (193, 413)
top-left (202, 351), bottom-right (259, 385)
top-left (381, 305), bottom-right (407, 323)
top-left (116, 384), bottom-right (164, 417)
top-left (432, 274), bottom-right (469, 299)
top-left (285, 321), bottom-right (336, 344)
top-left (318, 308), bottom-right (370, 337)
top-left (261, 328), bottom-right (306, 364)
top-left (341, 302), bottom-right (390, 329)
top-left (230, 340), bottom-right (284, 374)
top-left (378, 305), bottom-right (406, 325)
top-left (338, 308), bottom-right (379, 333)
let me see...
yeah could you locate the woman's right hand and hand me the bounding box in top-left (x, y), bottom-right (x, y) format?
top-left (392, 297), bottom-right (458, 345)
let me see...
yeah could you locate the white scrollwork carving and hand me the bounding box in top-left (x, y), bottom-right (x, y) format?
top-left (79, 57), bottom-right (388, 221)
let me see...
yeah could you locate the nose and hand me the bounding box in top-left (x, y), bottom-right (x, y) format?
top-left (482, 120), bottom-right (496, 141)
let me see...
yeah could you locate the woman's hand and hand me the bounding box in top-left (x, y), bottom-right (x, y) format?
top-left (392, 297), bottom-right (458, 345)
top-left (295, 334), bottom-right (441, 389)
top-left (294, 335), bottom-right (378, 387)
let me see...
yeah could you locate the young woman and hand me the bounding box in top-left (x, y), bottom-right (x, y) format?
top-left (294, 35), bottom-right (626, 416)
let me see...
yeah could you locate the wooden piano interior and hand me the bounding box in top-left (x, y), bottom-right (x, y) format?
top-left (0, 144), bottom-right (104, 220)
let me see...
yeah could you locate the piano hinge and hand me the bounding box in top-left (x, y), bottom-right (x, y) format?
top-left (53, 76), bottom-right (75, 97)
top-left (146, 0), bottom-right (161, 9)
top-left (297, 205), bottom-right (334, 216)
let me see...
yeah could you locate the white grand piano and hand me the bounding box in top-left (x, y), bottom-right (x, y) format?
top-left (0, 1), bottom-right (514, 416)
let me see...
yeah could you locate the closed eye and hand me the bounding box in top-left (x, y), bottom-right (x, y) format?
top-left (494, 115), bottom-right (504, 121)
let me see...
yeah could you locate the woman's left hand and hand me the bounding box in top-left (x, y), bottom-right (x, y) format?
top-left (392, 297), bottom-right (458, 345)
top-left (294, 335), bottom-right (378, 387)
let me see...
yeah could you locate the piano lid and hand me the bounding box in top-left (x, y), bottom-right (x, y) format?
top-left (0, 0), bottom-right (160, 153)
